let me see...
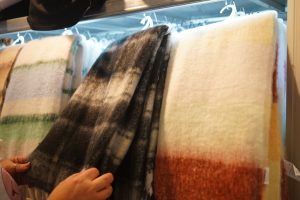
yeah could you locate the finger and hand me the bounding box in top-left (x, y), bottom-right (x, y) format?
top-left (11, 156), bottom-right (28, 164)
top-left (80, 168), bottom-right (100, 180)
top-left (92, 173), bottom-right (113, 191)
top-left (1, 160), bottom-right (16, 174)
top-left (11, 156), bottom-right (24, 163)
top-left (15, 162), bottom-right (31, 173)
top-left (63, 172), bottom-right (80, 182)
top-left (96, 186), bottom-right (113, 199)
top-left (80, 167), bottom-right (87, 172)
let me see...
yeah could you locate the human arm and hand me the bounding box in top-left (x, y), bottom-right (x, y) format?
top-left (47, 168), bottom-right (113, 200)
top-left (1, 156), bottom-right (113, 200)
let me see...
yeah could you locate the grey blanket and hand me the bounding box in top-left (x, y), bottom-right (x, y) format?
top-left (25, 25), bottom-right (170, 200)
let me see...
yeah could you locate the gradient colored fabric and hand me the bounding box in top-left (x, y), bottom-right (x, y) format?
top-left (0, 35), bottom-right (83, 158)
top-left (268, 19), bottom-right (288, 200)
top-left (0, 46), bottom-right (21, 114)
top-left (25, 26), bottom-right (170, 200)
top-left (154, 12), bottom-right (282, 200)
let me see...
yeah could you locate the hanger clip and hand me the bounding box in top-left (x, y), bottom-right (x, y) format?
top-left (220, 0), bottom-right (238, 18)
top-left (284, 160), bottom-right (300, 181)
top-left (12, 33), bottom-right (25, 45)
top-left (140, 14), bottom-right (154, 30)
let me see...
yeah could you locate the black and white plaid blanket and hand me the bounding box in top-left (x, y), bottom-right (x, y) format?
top-left (25, 25), bottom-right (170, 200)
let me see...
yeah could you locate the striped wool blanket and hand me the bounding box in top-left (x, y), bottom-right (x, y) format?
top-left (0, 46), bottom-right (21, 114)
top-left (25, 26), bottom-right (170, 200)
top-left (154, 12), bottom-right (285, 200)
top-left (268, 19), bottom-right (288, 200)
top-left (0, 35), bottom-right (83, 158)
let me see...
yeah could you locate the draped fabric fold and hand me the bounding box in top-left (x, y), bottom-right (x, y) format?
top-left (25, 25), bottom-right (170, 200)
top-left (0, 46), bottom-right (21, 115)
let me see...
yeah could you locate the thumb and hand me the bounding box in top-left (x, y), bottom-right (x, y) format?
top-left (16, 162), bottom-right (31, 173)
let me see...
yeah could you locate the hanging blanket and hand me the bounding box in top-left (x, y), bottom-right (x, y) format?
top-left (154, 12), bottom-right (284, 200)
top-left (0, 46), bottom-right (21, 115)
top-left (0, 35), bottom-right (83, 158)
top-left (25, 25), bottom-right (170, 200)
top-left (266, 19), bottom-right (288, 200)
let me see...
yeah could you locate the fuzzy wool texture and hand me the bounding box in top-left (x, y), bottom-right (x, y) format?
top-left (265, 19), bottom-right (288, 200)
top-left (25, 26), bottom-right (170, 200)
top-left (154, 11), bottom-right (281, 200)
top-left (0, 35), bottom-right (83, 158)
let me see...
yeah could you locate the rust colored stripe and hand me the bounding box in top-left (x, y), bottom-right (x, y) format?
top-left (154, 156), bottom-right (264, 200)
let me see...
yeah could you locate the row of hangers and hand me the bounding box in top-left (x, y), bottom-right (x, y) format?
top-left (140, 0), bottom-right (243, 30)
top-left (7, 0), bottom-right (242, 47)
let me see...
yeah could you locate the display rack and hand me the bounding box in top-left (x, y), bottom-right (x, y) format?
top-left (0, 0), bottom-right (287, 34)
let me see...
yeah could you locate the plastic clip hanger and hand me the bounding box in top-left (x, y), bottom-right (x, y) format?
top-left (220, 0), bottom-right (237, 18)
top-left (86, 31), bottom-right (98, 43)
top-left (23, 32), bottom-right (33, 41)
top-left (140, 14), bottom-right (154, 30)
top-left (12, 33), bottom-right (25, 45)
top-left (74, 26), bottom-right (87, 41)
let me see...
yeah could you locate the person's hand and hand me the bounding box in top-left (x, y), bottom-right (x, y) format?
top-left (47, 168), bottom-right (113, 200)
top-left (0, 155), bottom-right (31, 185)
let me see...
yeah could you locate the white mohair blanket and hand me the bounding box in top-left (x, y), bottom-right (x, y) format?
top-left (154, 11), bottom-right (284, 200)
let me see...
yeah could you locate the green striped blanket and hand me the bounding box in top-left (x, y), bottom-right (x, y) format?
top-left (0, 35), bottom-right (83, 158)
